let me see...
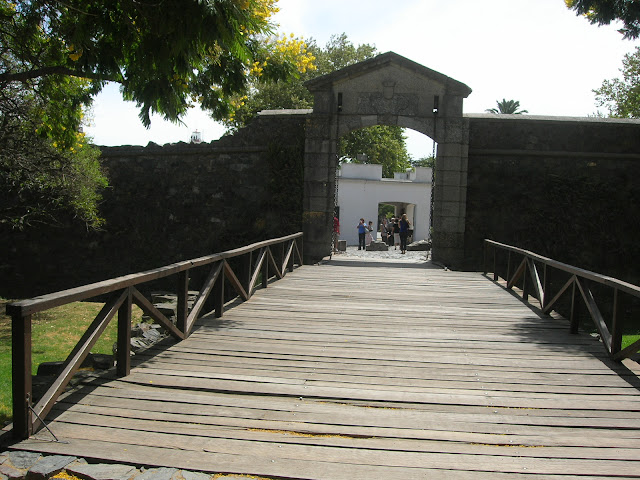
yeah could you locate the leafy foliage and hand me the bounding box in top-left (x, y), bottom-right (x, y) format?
top-left (340, 126), bottom-right (411, 178)
top-left (411, 156), bottom-right (436, 169)
top-left (594, 46), bottom-right (640, 118)
top-left (0, 77), bottom-right (107, 228)
top-left (485, 99), bottom-right (528, 114)
top-left (1, 0), bottom-right (313, 229)
top-left (1, 0), bottom-right (307, 125)
top-left (565, 0), bottom-right (640, 40)
top-left (227, 33), bottom-right (409, 177)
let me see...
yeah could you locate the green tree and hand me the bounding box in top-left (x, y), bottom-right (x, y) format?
top-left (228, 33), bottom-right (409, 177)
top-left (340, 126), bottom-right (411, 178)
top-left (565, 0), bottom-right (640, 40)
top-left (593, 46), bottom-right (640, 118)
top-left (485, 99), bottom-right (529, 114)
top-left (1, 0), bottom-right (309, 228)
top-left (411, 156), bottom-right (436, 169)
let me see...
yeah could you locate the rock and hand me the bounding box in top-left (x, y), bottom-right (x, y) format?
top-left (7, 453), bottom-right (41, 470)
top-left (91, 354), bottom-right (114, 370)
top-left (133, 467), bottom-right (178, 480)
top-left (337, 240), bottom-right (347, 251)
top-left (66, 463), bottom-right (138, 480)
top-left (0, 464), bottom-right (25, 480)
top-left (180, 471), bottom-right (211, 480)
top-left (366, 241), bottom-right (388, 251)
top-left (26, 455), bottom-right (76, 480)
top-left (406, 240), bottom-right (431, 251)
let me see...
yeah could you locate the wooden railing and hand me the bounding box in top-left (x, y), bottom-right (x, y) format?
top-left (7, 233), bottom-right (303, 440)
top-left (484, 239), bottom-right (640, 362)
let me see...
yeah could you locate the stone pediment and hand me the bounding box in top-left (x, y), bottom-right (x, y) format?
top-left (304, 51), bottom-right (471, 119)
top-left (305, 51), bottom-right (471, 98)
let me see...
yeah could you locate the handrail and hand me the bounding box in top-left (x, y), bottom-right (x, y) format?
top-left (483, 239), bottom-right (640, 362)
top-left (8, 233), bottom-right (303, 440)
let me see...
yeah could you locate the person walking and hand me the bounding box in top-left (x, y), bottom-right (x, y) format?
top-left (399, 213), bottom-right (411, 254)
top-left (333, 214), bottom-right (340, 252)
top-left (365, 220), bottom-right (374, 246)
top-left (392, 217), bottom-right (400, 250)
top-left (356, 218), bottom-right (367, 250)
top-left (380, 218), bottom-right (389, 245)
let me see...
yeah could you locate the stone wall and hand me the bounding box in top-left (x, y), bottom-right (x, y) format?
top-left (464, 114), bottom-right (640, 285)
top-left (1, 113), bottom-right (306, 298)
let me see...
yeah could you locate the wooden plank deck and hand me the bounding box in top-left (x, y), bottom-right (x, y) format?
top-left (11, 257), bottom-right (640, 479)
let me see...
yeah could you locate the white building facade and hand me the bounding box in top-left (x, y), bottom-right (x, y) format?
top-left (337, 163), bottom-right (433, 246)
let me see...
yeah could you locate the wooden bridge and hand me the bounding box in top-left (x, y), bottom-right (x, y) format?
top-left (6, 234), bottom-right (640, 479)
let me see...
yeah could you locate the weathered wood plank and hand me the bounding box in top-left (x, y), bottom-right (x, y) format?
top-left (10, 258), bottom-right (640, 479)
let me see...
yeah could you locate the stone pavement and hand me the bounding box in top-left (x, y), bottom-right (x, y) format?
top-left (0, 451), bottom-right (248, 480)
top-left (330, 245), bottom-right (430, 264)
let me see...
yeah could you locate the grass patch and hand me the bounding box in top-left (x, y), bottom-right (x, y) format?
top-left (622, 334), bottom-right (640, 350)
top-left (0, 298), bottom-right (143, 425)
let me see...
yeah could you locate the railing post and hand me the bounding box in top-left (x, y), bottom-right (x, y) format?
top-left (11, 312), bottom-right (32, 439)
top-left (611, 288), bottom-right (622, 356)
top-left (483, 241), bottom-right (487, 275)
top-left (117, 288), bottom-right (132, 377)
top-left (506, 252), bottom-right (512, 288)
top-left (262, 248), bottom-right (269, 289)
top-left (242, 252), bottom-right (252, 298)
top-left (299, 235), bottom-right (304, 266)
top-left (570, 277), bottom-right (580, 334)
top-left (177, 270), bottom-right (189, 335)
top-left (522, 258), bottom-right (529, 302)
top-left (288, 241), bottom-right (294, 273)
top-left (214, 263), bottom-right (225, 318)
top-left (542, 263), bottom-right (548, 311)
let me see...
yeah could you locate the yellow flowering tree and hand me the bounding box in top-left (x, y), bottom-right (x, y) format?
top-left (0, 0), bottom-right (307, 228)
top-left (565, 0), bottom-right (640, 39)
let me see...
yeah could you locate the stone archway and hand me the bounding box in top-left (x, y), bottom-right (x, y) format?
top-left (302, 52), bottom-right (472, 267)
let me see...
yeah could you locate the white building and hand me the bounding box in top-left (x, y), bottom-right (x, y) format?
top-left (337, 163), bottom-right (433, 246)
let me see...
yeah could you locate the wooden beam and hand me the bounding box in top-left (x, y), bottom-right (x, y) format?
top-left (33, 289), bottom-right (128, 430)
top-left (249, 249), bottom-right (267, 295)
top-left (507, 258), bottom-right (526, 290)
top-left (267, 248), bottom-right (283, 280)
top-left (542, 275), bottom-right (575, 315)
top-left (11, 313), bottom-right (32, 440)
top-left (223, 260), bottom-right (249, 301)
top-left (186, 262), bottom-right (223, 334)
top-left (610, 288), bottom-right (622, 357)
top-left (131, 288), bottom-right (184, 341)
top-left (116, 288), bottom-right (132, 377)
top-left (527, 258), bottom-right (545, 310)
top-left (576, 278), bottom-right (612, 353)
top-left (6, 233), bottom-right (304, 317)
top-left (176, 271), bottom-right (189, 335)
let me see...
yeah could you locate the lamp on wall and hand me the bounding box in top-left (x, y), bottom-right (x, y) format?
top-left (337, 92), bottom-right (343, 113)
top-left (433, 95), bottom-right (439, 116)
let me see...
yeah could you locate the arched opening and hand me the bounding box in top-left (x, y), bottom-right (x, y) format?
top-left (303, 52), bottom-right (471, 266)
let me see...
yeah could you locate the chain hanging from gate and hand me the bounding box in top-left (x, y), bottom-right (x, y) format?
top-left (331, 93), bottom-right (343, 258)
top-left (429, 96), bottom-right (439, 239)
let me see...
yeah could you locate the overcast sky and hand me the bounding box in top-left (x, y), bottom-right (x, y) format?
top-left (85, 0), bottom-right (638, 157)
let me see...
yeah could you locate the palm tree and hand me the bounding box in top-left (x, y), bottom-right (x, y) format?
top-left (486, 99), bottom-right (528, 114)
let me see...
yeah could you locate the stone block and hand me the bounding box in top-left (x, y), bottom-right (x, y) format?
top-left (337, 240), bottom-right (347, 251)
top-left (0, 464), bottom-right (25, 480)
top-left (134, 467), bottom-right (178, 480)
top-left (8, 452), bottom-right (41, 470)
top-left (366, 241), bottom-right (388, 251)
top-left (26, 455), bottom-right (76, 480)
top-left (66, 463), bottom-right (139, 480)
top-left (407, 240), bottom-right (431, 251)
top-left (180, 471), bottom-right (211, 480)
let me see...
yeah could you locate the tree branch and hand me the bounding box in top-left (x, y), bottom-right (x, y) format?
top-left (0, 66), bottom-right (121, 84)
